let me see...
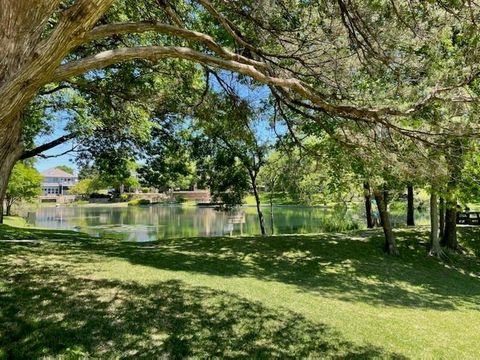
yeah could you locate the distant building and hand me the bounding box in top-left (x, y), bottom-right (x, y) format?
top-left (41, 168), bottom-right (78, 196)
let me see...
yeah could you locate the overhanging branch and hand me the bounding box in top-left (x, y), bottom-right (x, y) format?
top-left (20, 132), bottom-right (78, 160)
top-left (85, 21), bottom-right (266, 69)
top-left (51, 46), bottom-right (403, 122)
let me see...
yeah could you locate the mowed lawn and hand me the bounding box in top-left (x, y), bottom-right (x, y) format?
top-left (1, 219), bottom-right (480, 359)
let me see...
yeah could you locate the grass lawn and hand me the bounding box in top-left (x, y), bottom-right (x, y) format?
top-left (1, 219), bottom-right (480, 359)
top-left (244, 192), bottom-right (307, 206)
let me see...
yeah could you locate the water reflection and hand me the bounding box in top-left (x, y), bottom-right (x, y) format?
top-left (27, 205), bottom-right (430, 242)
top-left (28, 205), bottom-right (357, 241)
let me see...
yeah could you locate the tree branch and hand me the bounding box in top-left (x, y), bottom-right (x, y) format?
top-left (52, 39), bottom-right (479, 126)
top-left (39, 84), bottom-right (71, 95)
top-left (35, 145), bottom-right (79, 159)
top-left (20, 132), bottom-right (78, 160)
top-left (85, 21), bottom-right (267, 69)
top-left (51, 46), bottom-right (403, 122)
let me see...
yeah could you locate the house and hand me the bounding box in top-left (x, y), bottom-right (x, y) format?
top-left (41, 168), bottom-right (78, 196)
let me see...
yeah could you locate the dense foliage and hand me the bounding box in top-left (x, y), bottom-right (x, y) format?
top-left (5, 163), bottom-right (42, 216)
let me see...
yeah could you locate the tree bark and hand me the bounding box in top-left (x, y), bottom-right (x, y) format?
top-left (407, 184), bottom-right (415, 226)
top-left (5, 202), bottom-right (12, 217)
top-left (0, 118), bottom-right (23, 223)
top-left (442, 200), bottom-right (458, 250)
top-left (250, 173), bottom-right (266, 236)
top-left (363, 182), bottom-right (374, 228)
top-left (374, 189), bottom-right (398, 255)
top-left (269, 180), bottom-right (275, 235)
top-left (270, 196), bottom-right (274, 235)
top-left (383, 187), bottom-right (389, 206)
top-left (439, 197), bottom-right (445, 239)
top-left (440, 139), bottom-right (464, 251)
top-left (0, 1), bottom-right (114, 127)
top-left (429, 192), bottom-right (443, 257)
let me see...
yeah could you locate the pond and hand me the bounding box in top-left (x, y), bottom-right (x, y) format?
top-left (27, 204), bottom-right (430, 242)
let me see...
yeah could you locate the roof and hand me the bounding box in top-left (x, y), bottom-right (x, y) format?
top-left (41, 168), bottom-right (76, 178)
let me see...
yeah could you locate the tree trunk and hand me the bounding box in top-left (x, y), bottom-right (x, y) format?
top-left (363, 182), bottom-right (374, 228)
top-left (439, 197), bottom-right (445, 239)
top-left (374, 189), bottom-right (398, 255)
top-left (442, 200), bottom-right (458, 250)
top-left (269, 181), bottom-right (275, 235)
top-left (250, 173), bottom-right (266, 236)
top-left (0, 118), bottom-right (23, 224)
top-left (5, 203), bottom-right (12, 217)
top-left (407, 184), bottom-right (415, 226)
top-left (270, 196), bottom-right (274, 235)
top-left (429, 192), bottom-right (443, 257)
top-left (440, 138), bottom-right (465, 250)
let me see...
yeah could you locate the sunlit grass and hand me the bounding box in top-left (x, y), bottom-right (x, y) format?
top-left (1, 222), bottom-right (480, 358)
top-left (3, 216), bottom-right (30, 228)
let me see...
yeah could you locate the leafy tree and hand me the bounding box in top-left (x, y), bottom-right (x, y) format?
top-left (138, 124), bottom-right (197, 192)
top-left (2, 1), bottom-right (479, 222)
top-left (194, 89), bottom-right (271, 235)
top-left (4, 163), bottom-right (42, 217)
top-left (68, 177), bottom-right (105, 197)
top-left (97, 160), bottom-right (140, 194)
top-left (208, 150), bottom-right (251, 211)
top-left (75, 161), bottom-right (140, 195)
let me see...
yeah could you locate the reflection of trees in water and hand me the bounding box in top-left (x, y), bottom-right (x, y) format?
top-left (31, 205), bottom-right (387, 241)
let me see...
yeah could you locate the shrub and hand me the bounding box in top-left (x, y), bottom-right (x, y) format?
top-left (119, 194), bottom-right (130, 202)
top-left (128, 199), bottom-right (151, 206)
top-left (175, 196), bottom-right (187, 203)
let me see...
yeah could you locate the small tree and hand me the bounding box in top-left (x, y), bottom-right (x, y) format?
top-left (4, 163), bottom-right (42, 217)
top-left (195, 91), bottom-right (271, 235)
top-left (208, 150), bottom-right (251, 210)
top-left (68, 177), bottom-right (104, 198)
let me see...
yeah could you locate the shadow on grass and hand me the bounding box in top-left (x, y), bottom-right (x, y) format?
top-left (0, 257), bottom-right (404, 359)
top-left (77, 228), bottom-right (480, 311)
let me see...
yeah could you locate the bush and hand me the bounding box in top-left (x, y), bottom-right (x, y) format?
top-left (175, 196), bottom-right (187, 203)
top-left (128, 199), bottom-right (151, 206)
top-left (142, 187), bottom-right (150, 193)
top-left (118, 194), bottom-right (130, 202)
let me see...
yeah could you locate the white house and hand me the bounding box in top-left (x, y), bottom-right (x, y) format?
top-left (41, 168), bottom-right (78, 196)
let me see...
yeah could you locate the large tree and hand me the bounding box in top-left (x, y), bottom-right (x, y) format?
top-left (1, 0), bottom-right (479, 222)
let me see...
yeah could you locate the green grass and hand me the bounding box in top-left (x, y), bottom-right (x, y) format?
top-left (1, 222), bottom-right (480, 358)
top-left (244, 192), bottom-right (302, 206)
top-left (3, 216), bottom-right (30, 228)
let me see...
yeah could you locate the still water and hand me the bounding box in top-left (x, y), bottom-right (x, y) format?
top-left (27, 204), bottom-right (429, 242)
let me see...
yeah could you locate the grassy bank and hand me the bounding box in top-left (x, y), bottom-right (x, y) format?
top-left (1, 221), bottom-right (480, 358)
top-left (243, 192), bottom-right (322, 206)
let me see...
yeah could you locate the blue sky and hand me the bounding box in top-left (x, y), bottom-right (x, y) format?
top-left (35, 141), bottom-right (77, 173)
top-left (35, 111), bottom-right (78, 173)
